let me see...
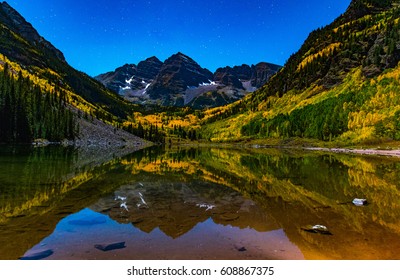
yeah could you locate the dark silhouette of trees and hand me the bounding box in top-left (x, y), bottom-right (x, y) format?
top-left (0, 64), bottom-right (77, 143)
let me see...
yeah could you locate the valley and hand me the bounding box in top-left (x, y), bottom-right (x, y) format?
top-left (1, 0), bottom-right (400, 265)
top-left (1, 1), bottom-right (400, 149)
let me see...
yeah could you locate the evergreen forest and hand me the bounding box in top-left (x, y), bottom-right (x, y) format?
top-left (0, 64), bottom-right (77, 143)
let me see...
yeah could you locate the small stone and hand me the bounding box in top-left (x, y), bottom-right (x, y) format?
top-left (301, 224), bottom-right (332, 235)
top-left (94, 241), bottom-right (126, 252)
top-left (352, 198), bottom-right (368, 206)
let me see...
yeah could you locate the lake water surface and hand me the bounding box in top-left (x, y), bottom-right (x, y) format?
top-left (1, 145), bottom-right (400, 260)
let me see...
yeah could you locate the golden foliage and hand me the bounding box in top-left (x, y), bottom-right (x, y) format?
top-left (0, 53), bottom-right (107, 120)
top-left (297, 43), bottom-right (341, 71)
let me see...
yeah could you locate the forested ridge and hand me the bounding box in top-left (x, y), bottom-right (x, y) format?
top-left (199, 0), bottom-right (400, 145)
top-left (0, 2), bottom-right (140, 146)
top-left (0, 64), bottom-right (76, 143)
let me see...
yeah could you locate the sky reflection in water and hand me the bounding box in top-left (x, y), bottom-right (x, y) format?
top-left (2, 146), bottom-right (400, 260)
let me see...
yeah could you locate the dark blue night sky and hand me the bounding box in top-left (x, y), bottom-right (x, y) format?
top-left (7, 0), bottom-right (351, 76)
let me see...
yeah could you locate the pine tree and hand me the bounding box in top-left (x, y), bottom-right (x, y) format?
top-left (0, 64), bottom-right (77, 143)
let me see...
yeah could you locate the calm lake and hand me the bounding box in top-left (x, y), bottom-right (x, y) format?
top-left (1, 145), bottom-right (400, 260)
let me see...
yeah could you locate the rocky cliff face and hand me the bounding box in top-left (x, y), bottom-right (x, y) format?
top-left (251, 62), bottom-right (282, 88)
top-left (214, 67), bottom-right (246, 90)
top-left (136, 56), bottom-right (164, 80)
top-left (95, 64), bottom-right (137, 94)
top-left (214, 62), bottom-right (282, 89)
top-left (146, 52), bottom-right (214, 106)
top-left (94, 56), bottom-right (163, 96)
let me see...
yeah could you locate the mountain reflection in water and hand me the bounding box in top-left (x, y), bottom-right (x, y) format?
top-left (2, 146), bottom-right (400, 259)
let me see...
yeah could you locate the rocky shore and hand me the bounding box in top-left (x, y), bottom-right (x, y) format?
top-left (305, 147), bottom-right (400, 157)
top-left (74, 118), bottom-right (151, 148)
top-left (33, 117), bottom-right (152, 149)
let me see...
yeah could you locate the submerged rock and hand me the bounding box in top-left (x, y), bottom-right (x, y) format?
top-left (94, 241), bottom-right (126, 252)
top-left (301, 225), bottom-right (332, 235)
top-left (19, 249), bottom-right (54, 260)
top-left (237, 246), bottom-right (247, 252)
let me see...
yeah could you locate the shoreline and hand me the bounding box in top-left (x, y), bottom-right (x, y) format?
top-left (189, 137), bottom-right (400, 158)
top-left (11, 137), bottom-right (400, 158)
top-left (303, 147), bottom-right (400, 157)
top-left (179, 140), bottom-right (400, 158)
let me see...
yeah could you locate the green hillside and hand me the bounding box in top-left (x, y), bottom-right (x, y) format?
top-left (201, 0), bottom-right (400, 146)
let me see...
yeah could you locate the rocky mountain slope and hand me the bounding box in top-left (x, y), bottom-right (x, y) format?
top-left (214, 62), bottom-right (281, 89)
top-left (96, 53), bottom-right (281, 109)
top-left (95, 56), bottom-right (163, 95)
top-left (146, 52), bottom-right (214, 107)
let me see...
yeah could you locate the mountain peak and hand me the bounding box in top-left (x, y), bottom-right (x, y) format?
top-left (1, 1), bottom-right (11, 8)
top-left (96, 52), bottom-right (282, 108)
top-left (340, 0), bottom-right (394, 22)
top-left (137, 56), bottom-right (163, 80)
top-left (144, 56), bottom-right (162, 63)
top-left (1, 2), bottom-right (14, 11)
top-left (0, 1), bottom-right (65, 62)
top-left (146, 52), bottom-right (214, 105)
top-left (176, 51), bottom-right (188, 57)
top-left (169, 52), bottom-right (195, 62)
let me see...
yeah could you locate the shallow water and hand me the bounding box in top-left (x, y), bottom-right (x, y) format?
top-left (1, 145), bottom-right (400, 260)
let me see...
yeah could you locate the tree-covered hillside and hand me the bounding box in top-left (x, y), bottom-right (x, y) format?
top-left (0, 2), bottom-right (144, 145)
top-left (0, 64), bottom-right (76, 143)
top-left (0, 2), bottom-right (131, 120)
top-left (200, 0), bottom-right (400, 146)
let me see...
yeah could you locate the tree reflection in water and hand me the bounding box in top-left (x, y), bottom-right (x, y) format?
top-left (2, 146), bottom-right (400, 259)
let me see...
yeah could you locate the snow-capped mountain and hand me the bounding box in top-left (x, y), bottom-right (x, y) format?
top-left (95, 52), bottom-right (281, 109)
top-left (95, 56), bottom-right (163, 97)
